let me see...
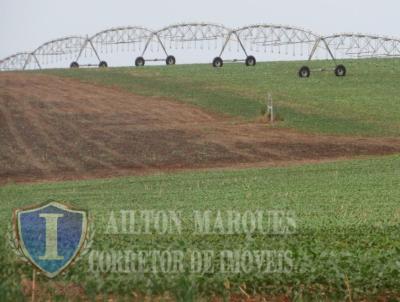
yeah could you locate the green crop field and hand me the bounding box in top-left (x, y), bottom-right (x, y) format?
top-left (1, 59), bottom-right (400, 301)
top-left (1, 155), bottom-right (400, 301)
top-left (46, 59), bottom-right (400, 137)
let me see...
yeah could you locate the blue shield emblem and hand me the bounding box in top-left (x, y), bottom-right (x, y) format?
top-left (14, 202), bottom-right (88, 278)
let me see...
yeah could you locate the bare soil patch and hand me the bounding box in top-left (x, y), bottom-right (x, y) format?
top-left (1, 72), bottom-right (399, 184)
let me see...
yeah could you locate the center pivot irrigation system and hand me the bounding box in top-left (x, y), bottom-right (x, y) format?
top-left (1, 23), bottom-right (400, 77)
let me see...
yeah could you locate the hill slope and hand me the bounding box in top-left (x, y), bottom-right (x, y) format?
top-left (1, 72), bottom-right (400, 183)
top-left (46, 59), bottom-right (400, 137)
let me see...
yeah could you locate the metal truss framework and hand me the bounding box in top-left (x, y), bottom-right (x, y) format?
top-left (90, 26), bottom-right (162, 57)
top-left (1, 23), bottom-right (400, 71)
top-left (0, 52), bottom-right (39, 71)
top-left (156, 23), bottom-right (231, 51)
top-left (320, 33), bottom-right (400, 59)
top-left (228, 24), bottom-right (321, 57)
top-left (33, 36), bottom-right (100, 68)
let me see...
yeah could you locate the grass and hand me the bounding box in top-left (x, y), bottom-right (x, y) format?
top-left (2, 58), bottom-right (400, 300)
top-left (1, 155), bottom-right (400, 300)
top-left (44, 58), bottom-right (400, 137)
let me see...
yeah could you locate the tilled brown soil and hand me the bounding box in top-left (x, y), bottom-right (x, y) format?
top-left (1, 72), bottom-right (399, 184)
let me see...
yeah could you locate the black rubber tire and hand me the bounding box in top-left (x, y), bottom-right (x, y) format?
top-left (245, 55), bottom-right (256, 66)
top-left (135, 57), bottom-right (145, 67)
top-left (298, 66), bottom-right (310, 78)
top-left (166, 55), bottom-right (176, 65)
top-left (98, 61), bottom-right (108, 68)
top-left (335, 65), bottom-right (346, 77)
top-left (212, 57), bottom-right (223, 68)
top-left (70, 62), bottom-right (79, 68)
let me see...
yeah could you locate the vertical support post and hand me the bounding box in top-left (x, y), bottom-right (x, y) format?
top-left (308, 39), bottom-right (321, 61)
top-left (267, 93), bottom-right (274, 124)
top-left (234, 32), bottom-right (248, 58)
top-left (88, 39), bottom-right (102, 62)
top-left (22, 54), bottom-right (30, 70)
top-left (32, 54), bottom-right (42, 70)
top-left (321, 38), bottom-right (337, 64)
top-left (31, 269), bottom-right (36, 302)
top-left (76, 38), bottom-right (91, 62)
top-left (155, 33), bottom-right (169, 57)
top-left (141, 33), bottom-right (160, 57)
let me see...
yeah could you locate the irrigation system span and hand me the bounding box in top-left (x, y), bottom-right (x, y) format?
top-left (1, 23), bottom-right (400, 77)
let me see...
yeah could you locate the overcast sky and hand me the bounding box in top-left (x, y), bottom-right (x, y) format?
top-left (0, 0), bottom-right (399, 59)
